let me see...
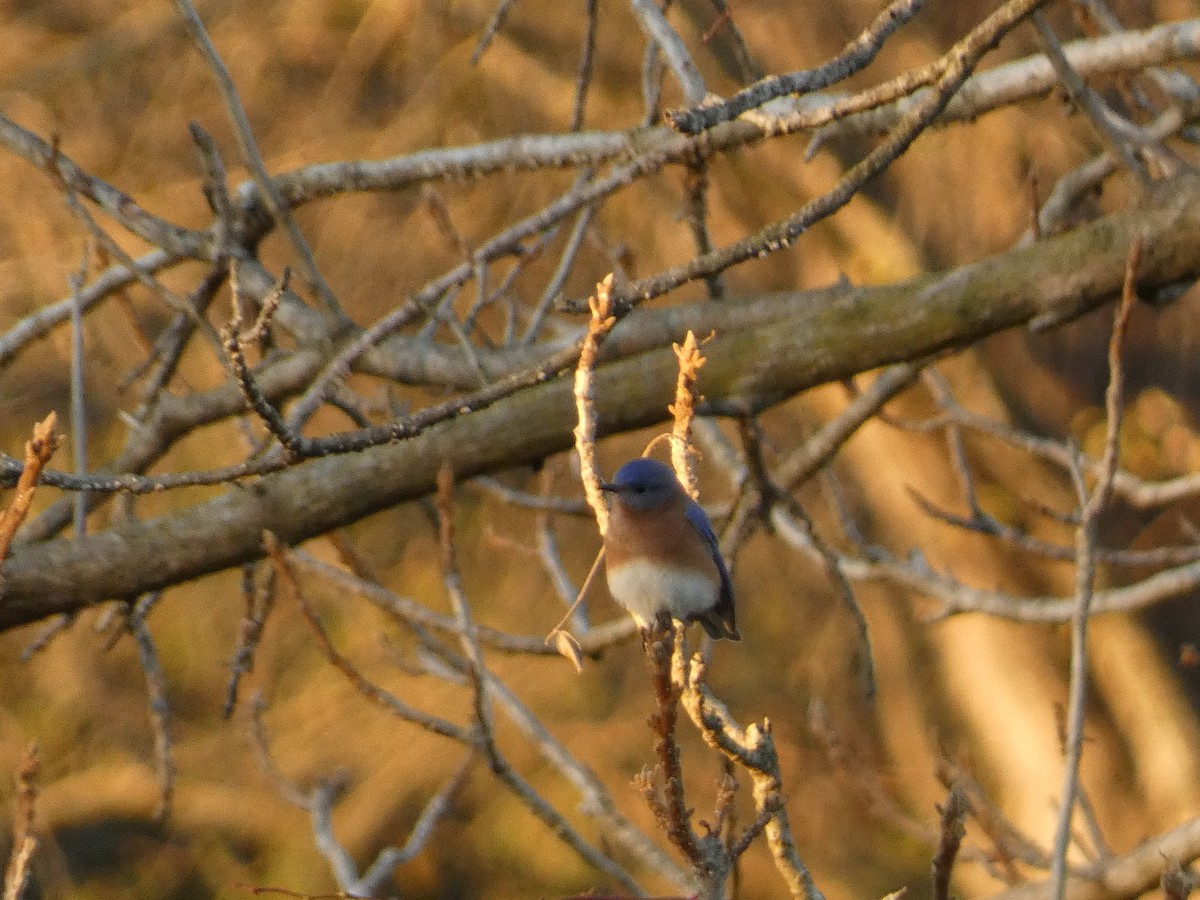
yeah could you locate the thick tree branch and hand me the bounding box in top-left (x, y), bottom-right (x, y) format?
top-left (3, 176), bottom-right (1200, 627)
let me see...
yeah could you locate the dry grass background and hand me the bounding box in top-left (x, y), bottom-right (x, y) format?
top-left (2, 1), bottom-right (1200, 898)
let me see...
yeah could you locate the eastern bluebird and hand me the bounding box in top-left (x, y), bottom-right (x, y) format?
top-left (600, 458), bottom-right (740, 641)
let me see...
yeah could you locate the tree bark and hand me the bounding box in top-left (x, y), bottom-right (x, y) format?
top-left (4, 175), bottom-right (1200, 628)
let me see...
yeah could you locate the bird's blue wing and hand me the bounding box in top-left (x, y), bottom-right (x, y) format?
top-left (684, 498), bottom-right (739, 639)
top-left (685, 500), bottom-right (735, 601)
top-left (684, 499), bottom-right (720, 554)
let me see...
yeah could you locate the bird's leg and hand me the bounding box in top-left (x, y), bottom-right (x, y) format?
top-left (641, 609), bottom-right (675, 653)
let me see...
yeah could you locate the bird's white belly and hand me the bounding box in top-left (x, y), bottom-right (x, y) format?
top-left (606, 559), bottom-right (718, 627)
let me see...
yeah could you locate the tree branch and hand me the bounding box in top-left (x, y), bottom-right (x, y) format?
top-left (3, 176), bottom-right (1200, 627)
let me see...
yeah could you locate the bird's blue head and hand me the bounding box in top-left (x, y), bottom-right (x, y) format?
top-left (600, 457), bottom-right (682, 512)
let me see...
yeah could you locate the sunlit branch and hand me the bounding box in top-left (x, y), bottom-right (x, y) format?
top-left (666, 0), bottom-right (924, 134)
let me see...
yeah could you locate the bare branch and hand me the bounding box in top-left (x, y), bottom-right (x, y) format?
top-left (6, 173), bottom-right (1200, 626)
top-left (1031, 12), bottom-right (1149, 186)
top-left (1162, 858), bottom-right (1198, 900)
top-left (436, 464), bottom-right (500, 768)
top-left (1050, 239), bottom-right (1140, 900)
top-left (0, 114), bottom-right (206, 257)
top-left (644, 621), bottom-right (704, 867)
top-left (669, 331), bottom-right (705, 499)
top-left (247, 694), bottom-right (312, 810)
top-left (224, 563), bottom-right (276, 719)
top-left (170, 0), bottom-right (347, 325)
top-left (572, 0), bottom-right (600, 132)
top-left (66, 232), bottom-right (90, 537)
top-left (0, 414), bottom-right (60, 563)
top-left (989, 815), bottom-right (1200, 900)
top-left (2, 744), bottom-right (39, 900)
top-left (679, 652), bottom-right (824, 900)
top-left (630, 0), bottom-right (708, 106)
top-left (932, 787), bottom-right (968, 900)
top-left (807, 17), bottom-right (1200, 144)
top-left (471, 0), bottom-right (521, 64)
top-left (128, 592), bottom-right (176, 822)
top-left (576, 274), bottom-right (617, 534)
top-left (666, 0), bottom-right (925, 133)
top-left (615, 0), bottom-right (1051, 314)
top-left (264, 532), bottom-right (470, 742)
top-left (0, 250), bottom-right (179, 373)
top-left (353, 753), bottom-right (475, 897)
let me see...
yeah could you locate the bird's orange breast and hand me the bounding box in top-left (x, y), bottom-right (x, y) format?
top-left (604, 496), bottom-right (718, 578)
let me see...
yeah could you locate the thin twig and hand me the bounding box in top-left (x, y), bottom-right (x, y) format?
top-left (667, 0), bottom-right (925, 133)
top-left (534, 470), bottom-right (590, 633)
top-left (682, 162), bottom-right (725, 300)
top-left (473, 475), bottom-right (590, 515)
top-left (679, 653), bottom-right (825, 900)
top-left (344, 752), bottom-right (476, 896)
top-left (616, 0), bottom-right (1051, 316)
top-left (131, 265), bottom-right (227, 413)
top-left (630, 0), bottom-right (708, 106)
top-left (572, 0), bottom-right (600, 131)
top-left (575, 274), bottom-right (617, 535)
top-left (1049, 238), bottom-right (1140, 900)
top-left (669, 331), bottom-right (705, 499)
top-left (1031, 11), bottom-right (1150, 186)
top-left (224, 562), bottom-right (276, 719)
top-left (521, 197), bottom-right (597, 345)
top-left (223, 268), bottom-right (304, 459)
top-left (645, 620), bottom-right (704, 866)
top-left (0, 249), bottom-right (179, 373)
top-left (19, 615), bottom-right (74, 663)
top-left (1162, 858), bottom-right (1198, 900)
top-left (932, 786), bottom-right (968, 900)
top-left (128, 592), bottom-right (175, 822)
top-left (67, 240), bottom-right (90, 538)
top-left (171, 0), bottom-right (347, 325)
top-left (295, 549), bottom-right (633, 656)
top-left (739, 418), bottom-right (877, 699)
top-left (0, 414), bottom-right (61, 564)
top-left (1074, 785), bottom-right (1113, 862)
top-left (263, 532), bottom-right (469, 741)
top-left (703, 0), bottom-right (763, 82)
top-left (935, 755), bottom-right (1051, 875)
top-left (471, 0), bottom-right (521, 64)
top-left (544, 549), bottom-right (607, 672)
top-left (908, 486), bottom-right (1200, 568)
top-left (436, 464), bottom-right (500, 768)
top-left (3, 744), bottom-right (39, 900)
top-left (247, 693), bottom-right (311, 810)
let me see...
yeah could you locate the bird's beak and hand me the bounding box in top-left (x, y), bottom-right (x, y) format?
top-left (598, 480), bottom-right (618, 493)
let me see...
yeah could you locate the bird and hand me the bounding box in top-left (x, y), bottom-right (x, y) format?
top-left (600, 457), bottom-right (740, 641)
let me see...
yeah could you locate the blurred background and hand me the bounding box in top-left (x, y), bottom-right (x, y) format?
top-left (3, 1), bottom-right (1200, 898)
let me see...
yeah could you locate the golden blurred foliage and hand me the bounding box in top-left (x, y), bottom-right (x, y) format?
top-left (2, 1), bottom-right (1200, 899)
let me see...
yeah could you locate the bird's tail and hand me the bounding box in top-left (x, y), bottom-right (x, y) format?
top-left (695, 605), bottom-right (740, 641)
